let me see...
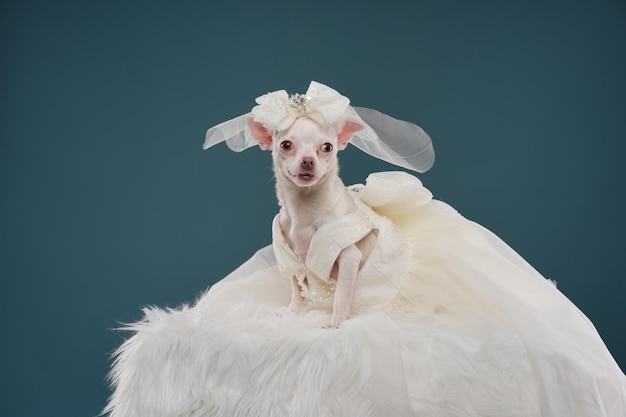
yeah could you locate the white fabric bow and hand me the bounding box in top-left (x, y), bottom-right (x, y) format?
top-left (251, 81), bottom-right (350, 131)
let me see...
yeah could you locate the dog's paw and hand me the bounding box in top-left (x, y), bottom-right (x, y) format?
top-left (324, 315), bottom-right (347, 329)
top-left (287, 304), bottom-right (301, 315)
top-left (326, 310), bottom-right (349, 329)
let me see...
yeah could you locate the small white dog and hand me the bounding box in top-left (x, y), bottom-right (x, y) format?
top-left (248, 116), bottom-right (377, 328)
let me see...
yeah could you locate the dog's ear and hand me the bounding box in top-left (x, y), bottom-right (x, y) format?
top-left (336, 120), bottom-right (364, 150)
top-left (247, 116), bottom-right (273, 151)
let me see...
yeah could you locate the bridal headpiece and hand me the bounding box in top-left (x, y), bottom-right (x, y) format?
top-left (251, 81), bottom-right (350, 131)
top-left (204, 81), bottom-right (435, 173)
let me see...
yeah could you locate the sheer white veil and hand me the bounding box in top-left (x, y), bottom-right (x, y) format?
top-left (203, 82), bottom-right (434, 173)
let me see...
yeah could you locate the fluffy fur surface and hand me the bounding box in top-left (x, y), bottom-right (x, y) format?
top-left (105, 294), bottom-right (543, 417)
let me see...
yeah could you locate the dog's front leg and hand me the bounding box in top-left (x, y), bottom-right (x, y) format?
top-left (287, 275), bottom-right (305, 314)
top-left (327, 245), bottom-right (362, 328)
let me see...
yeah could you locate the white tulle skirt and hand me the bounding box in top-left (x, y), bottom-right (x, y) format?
top-left (105, 196), bottom-right (626, 417)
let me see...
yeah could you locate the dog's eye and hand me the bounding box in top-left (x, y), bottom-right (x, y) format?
top-left (321, 143), bottom-right (333, 153)
top-left (280, 141), bottom-right (293, 151)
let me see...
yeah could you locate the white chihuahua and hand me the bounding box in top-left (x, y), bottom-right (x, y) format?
top-left (248, 116), bottom-right (377, 328)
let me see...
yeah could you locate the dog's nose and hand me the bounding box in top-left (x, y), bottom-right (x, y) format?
top-left (300, 157), bottom-right (315, 169)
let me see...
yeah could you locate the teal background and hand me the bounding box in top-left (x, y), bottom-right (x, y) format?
top-left (1, 1), bottom-right (624, 416)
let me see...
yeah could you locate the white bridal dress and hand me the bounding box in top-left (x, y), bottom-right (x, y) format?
top-left (105, 170), bottom-right (626, 417)
top-left (106, 80), bottom-right (625, 416)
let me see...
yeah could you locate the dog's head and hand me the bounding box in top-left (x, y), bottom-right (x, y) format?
top-left (248, 117), bottom-right (363, 188)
